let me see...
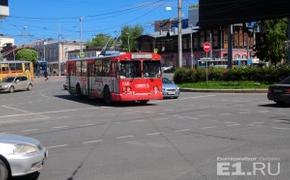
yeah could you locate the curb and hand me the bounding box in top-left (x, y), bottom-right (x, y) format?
top-left (180, 88), bottom-right (268, 93)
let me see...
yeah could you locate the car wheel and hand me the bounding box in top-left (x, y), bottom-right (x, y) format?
top-left (103, 86), bottom-right (112, 105)
top-left (9, 86), bottom-right (15, 93)
top-left (0, 159), bottom-right (9, 180)
top-left (139, 100), bottom-right (148, 105)
top-left (76, 84), bottom-right (82, 97)
top-left (27, 84), bottom-right (33, 91)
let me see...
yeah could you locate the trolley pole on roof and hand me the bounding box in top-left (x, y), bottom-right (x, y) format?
top-left (79, 16), bottom-right (84, 58)
top-left (177, 0), bottom-right (183, 68)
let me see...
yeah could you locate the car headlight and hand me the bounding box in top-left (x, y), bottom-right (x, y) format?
top-left (13, 144), bottom-right (38, 154)
top-left (3, 84), bottom-right (9, 88)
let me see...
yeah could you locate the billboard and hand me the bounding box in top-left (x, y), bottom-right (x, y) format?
top-left (199, 0), bottom-right (290, 27)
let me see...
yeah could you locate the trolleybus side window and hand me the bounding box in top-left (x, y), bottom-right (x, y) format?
top-left (81, 61), bottom-right (87, 76)
top-left (119, 61), bottom-right (141, 78)
top-left (95, 60), bottom-right (102, 76)
top-left (76, 61), bottom-right (82, 76)
top-left (102, 59), bottom-right (110, 76)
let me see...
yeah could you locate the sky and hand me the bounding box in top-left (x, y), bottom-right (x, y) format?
top-left (0, 0), bottom-right (196, 45)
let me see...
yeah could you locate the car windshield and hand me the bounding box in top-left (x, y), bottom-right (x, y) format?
top-left (280, 76), bottom-right (290, 84)
top-left (2, 77), bottom-right (15, 83)
top-left (143, 60), bottom-right (161, 78)
top-left (119, 61), bottom-right (141, 78)
top-left (163, 78), bottom-right (172, 84)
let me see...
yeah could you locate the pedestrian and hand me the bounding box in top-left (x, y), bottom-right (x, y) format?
top-left (44, 70), bottom-right (48, 81)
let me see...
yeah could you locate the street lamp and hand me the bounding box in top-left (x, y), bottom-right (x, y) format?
top-left (126, 32), bottom-right (130, 52)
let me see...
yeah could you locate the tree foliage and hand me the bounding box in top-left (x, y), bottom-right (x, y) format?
top-left (15, 48), bottom-right (38, 64)
top-left (86, 33), bottom-right (114, 48)
top-left (255, 18), bottom-right (288, 65)
top-left (120, 25), bottom-right (144, 52)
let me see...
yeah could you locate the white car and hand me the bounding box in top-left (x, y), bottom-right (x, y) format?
top-left (0, 134), bottom-right (47, 180)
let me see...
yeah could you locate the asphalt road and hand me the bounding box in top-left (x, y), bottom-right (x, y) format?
top-left (0, 78), bottom-right (289, 180)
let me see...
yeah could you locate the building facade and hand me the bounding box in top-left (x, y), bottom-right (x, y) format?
top-left (137, 5), bottom-right (257, 67)
top-left (32, 40), bottom-right (81, 75)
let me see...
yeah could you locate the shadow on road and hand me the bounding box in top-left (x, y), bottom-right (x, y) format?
top-left (259, 103), bottom-right (290, 108)
top-left (54, 95), bottom-right (157, 108)
top-left (11, 172), bottom-right (40, 180)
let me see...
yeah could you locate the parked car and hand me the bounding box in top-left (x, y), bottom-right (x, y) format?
top-left (162, 77), bottom-right (180, 99)
top-left (0, 76), bottom-right (33, 93)
top-left (0, 134), bottom-right (47, 180)
top-left (268, 75), bottom-right (290, 105)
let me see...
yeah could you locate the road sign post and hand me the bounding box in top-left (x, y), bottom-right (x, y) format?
top-left (203, 42), bottom-right (211, 84)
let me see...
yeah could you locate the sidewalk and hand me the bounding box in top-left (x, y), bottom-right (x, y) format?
top-left (180, 88), bottom-right (268, 93)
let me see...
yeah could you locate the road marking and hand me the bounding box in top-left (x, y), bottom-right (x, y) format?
top-left (78, 123), bottom-right (96, 127)
top-left (131, 119), bottom-right (146, 123)
top-left (82, 139), bottom-right (103, 144)
top-left (206, 119), bottom-right (217, 122)
top-left (248, 122), bottom-right (264, 126)
top-left (1, 105), bottom-right (30, 113)
top-left (21, 129), bottom-right (40, 133)
top-left (258, 110), bottom-right (270, 113)
top-left (226, 123), bottom-right (240, 127)
top-left (272, 127), bottom-right (290, 130)
top-left (52, 126), bottom-right (69, 129)
top-left (47, 144), bottom-right (68, 150)
top-left (201, 126), bottom-right (217, 130)
top-left (182, 116), bottom-right (200, 120)
top-left (116, 135), bottom-right (135, 139)
top-left (225, 121), bottom-right (238, 124)
top-left (146, 132), bottom-right (161, 136)
top-left (0, 107), bottom-right (101, 119)
top-left (0, 116), bottom-right (50, 125)
top-left (154, 117), bottom-right (169, 121)
top-left (219, 113), bottom-right (233, 116)
top-left (174, 129), bottom-right (191, 133)
top-left (156, 95), bottom-right (216, 103)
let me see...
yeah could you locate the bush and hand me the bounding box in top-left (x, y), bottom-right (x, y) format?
top-left (174, 65), bottom-right (290, 84)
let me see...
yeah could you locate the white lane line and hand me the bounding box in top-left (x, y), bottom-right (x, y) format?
top-left (225, 121), bottom-right (238, 124)
top-left (182, 116), bottom-right (200, 120)
top-left (272, 127), bottom-right (290, 130)
top-left (21, 129), bottom-right (40, 133)
top-left (1, 105), bottom-right (30, 113)
top-left (248, 122), bottom-right (265, 126)
top-left (52, 126), bottom-right (69, 129)
top-left (146, 132), bottom-right (161, 136)
top-left (131, 119), bottom-right (146, 123)
top-left (0, 116), bottom-right (50, 125)
top-left (82, 139), bottom-right (103, 144)
top-left (156, 95), bottom-right (216, 103)
top-left (219, 113), bottom-right (233, 116)
top-left (154, 117), bottom-right (169, 121)
top-left (116, 135), bottom-right (135, 140)
top-left (47, 144), bottom-right (68, 150)
top-left (206, 119), bottom-right (217, 122)
top-left (78, 123), bottom-right (96, 127)
top-left (226, 124), bottom-right (240, 127)
top-left (201, 126), bottom-right (217, 130)
top-left (0, 107), bottom-right (101, 119)
top-left (174, 129), bottom-right (191, 133)
top-left (239, 111), bottom-right (249, 114)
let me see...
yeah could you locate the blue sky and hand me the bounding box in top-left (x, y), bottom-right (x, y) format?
top-left (1, 0), bottom-right (196, 45)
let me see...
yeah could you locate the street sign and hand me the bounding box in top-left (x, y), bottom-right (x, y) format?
top-left (203, 42), bottom-right (211, 53)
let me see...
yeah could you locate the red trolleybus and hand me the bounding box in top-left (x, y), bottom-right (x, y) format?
top-left (66, 52), bottom-right (163, 104)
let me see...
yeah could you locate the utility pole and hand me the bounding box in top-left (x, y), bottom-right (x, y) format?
top-left (190, 27), bottom-right (193, 68)
top-left (227, 24), bottom-right (233, 69)
top-left (287, 17), bottom-right (290, 64)
top-left (177, 0), bottom-right (183, 68)
top-left (79, 16), bottom-right (84, 58)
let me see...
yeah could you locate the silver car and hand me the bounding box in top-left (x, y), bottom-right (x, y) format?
top-left (0, 134), bottom-right (47, 180)
top-left (0, 76), bottom-right (33, 93)
top-left (162, 77), bottom-right (180, 99)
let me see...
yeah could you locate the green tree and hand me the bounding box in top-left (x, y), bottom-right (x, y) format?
top-left (120, 25), bottom-right (144, 52)
top-left (255, 18), bottom-right (288, 65)
top-left (86, 33), bottom-right (114, 48)
top-left (15, 48), bottom-right (38, 64)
